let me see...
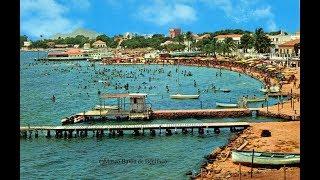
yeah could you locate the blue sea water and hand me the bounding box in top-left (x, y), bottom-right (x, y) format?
top-left (20, 51), bottom-right (282, 179)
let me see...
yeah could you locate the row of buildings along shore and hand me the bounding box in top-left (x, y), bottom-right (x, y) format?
top-left (22, 28), bottom-right (300, 66)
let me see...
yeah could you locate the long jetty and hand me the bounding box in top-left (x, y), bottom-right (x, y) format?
top-left (151, 108), bottom-right (251, 119)
top-left (20, 122), bottom-right (250, 139)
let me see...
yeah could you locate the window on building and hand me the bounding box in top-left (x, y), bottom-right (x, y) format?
top-left (133, 98), bottom-right (137, 104)
top-left (276, 38), bottom-right (278, 41)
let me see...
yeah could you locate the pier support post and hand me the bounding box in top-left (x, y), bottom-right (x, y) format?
top-left (182, 128), bottom-right (188, 134)
top-left (35, 130), bottom-right (38, 138)
top-left (191, 128), bottom-right (193, 134)
top-left (75, 130), bottom-right (79, 137)
top-left (84, 130), bottom-right (88, 137)
top-left (198, 127), bottom-right (204, 135)
top-left (159, 126), bottom-right (161, 134)
top-left (230, 127), bottom-right (236, 133)
top-left (133, 129), bottom-right (140, 136)
top-left (22, 131), bottom-right (27, 138)
top-left (117, 130), bottom-right (123, 136)
top-left (68, 130), bottom-right (73, 138)
top-left (28, 131), bottom-right (32, 139)
top-left (214, 128), bottom-right (220, 134)
top-left (63, 131), bottom-right (68, 138)
top-left (166, 128), bottom-right (172, 136)
top-left (46, 130), bottom-right (51, 138)
top-left (96, 130), bottom-right (100, 138)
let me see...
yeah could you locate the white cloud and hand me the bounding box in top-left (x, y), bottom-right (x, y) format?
top-left (200, 0), bottom-right (277, 31)
top-left (267, 20), bottom-right (277, 31)
top-left (137, 1), bottom-right (197, 26)
top-left (20, 0), bottom-right (83, 38)
top-left (252, 6), bottom-right (273, 19)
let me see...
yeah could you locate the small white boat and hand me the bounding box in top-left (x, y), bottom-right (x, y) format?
top-left (232, 150), bottom-right (300, 165)
top-left (61, 117), bottom-right (73, 125)
top-left (246, 97), bottom-right (266, 102)
top-left (270, 86), bottom-right (280, 93)
top-left (170, 94), bottom-right (200, 99)
top-left (260, 86), bottom-right (280, 93)
top-left (259, 88), bottom-right (269, 93)
top-left (220, 89), bottom-right (231, 93)
top-left (216, 102), bottom-right (238, 108)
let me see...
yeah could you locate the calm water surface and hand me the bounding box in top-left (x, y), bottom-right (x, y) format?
top-left (20, 51), bottom-right (282, 179)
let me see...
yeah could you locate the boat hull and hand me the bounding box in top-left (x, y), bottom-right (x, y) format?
top-left (232, 150), bottom-right (300, 165)
top-left (170, 94), bottom-right (200, 99)
top-left (216, 102), bottom-right (238, 108)
top-left (246, 98), bottom-right (266, 102)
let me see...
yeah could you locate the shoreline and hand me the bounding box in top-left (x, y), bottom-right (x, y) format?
top-left (101, 58), bottom-right (300, 120)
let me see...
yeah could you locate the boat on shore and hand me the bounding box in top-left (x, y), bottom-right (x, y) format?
top-left (231, 150), bottom-right (300, 165)
top-left (260, 86), bottom-right (280, 93)
top-left (246, 97), bottom-right (266, 102)
top-left (216, 102), bottom-right (238, 108)
top-left (170, 94), bottom-right (200, 99)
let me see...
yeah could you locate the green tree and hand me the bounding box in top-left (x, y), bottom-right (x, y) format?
top-left (164, 44), bottom-right (185, 52)
top-left (223, 37), bottom-right (237, 55)
top-left (173, 34), bottom-right (184, 45)
top-left (253, 28), bottom-right (273, 53)
top-left (185, 31), bottom-right (194, 51)
top-left (240, 33), bottom-right (254, 53)
top-left (203, 38), bottom-right (218, 57)
top-left (20, 35), bottom-right (28, 47)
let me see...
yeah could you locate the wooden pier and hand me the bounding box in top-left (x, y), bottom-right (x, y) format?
top-left (20, 122), bottom-right (250, 138)
top-left (151, 108), bottom-right (251, 119)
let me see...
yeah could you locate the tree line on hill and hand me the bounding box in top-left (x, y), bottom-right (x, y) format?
top-left (21, 28), bottom-right (283, 54)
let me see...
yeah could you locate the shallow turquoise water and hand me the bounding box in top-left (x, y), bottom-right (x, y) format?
top-left (20, 51), bottom-right (282, 179)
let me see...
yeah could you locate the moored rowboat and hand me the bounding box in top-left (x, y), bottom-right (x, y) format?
top-left (231, 150), bottom-right (300, 165)
top-left (216, 102), bottom-right (238, 108)
top-left (170, 94), bottom-right (200, 99)
top-left (246, 97), bottom-right (266, 102)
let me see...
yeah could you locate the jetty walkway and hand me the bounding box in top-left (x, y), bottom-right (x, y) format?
top-left (151, 108), bottom-right (251, 119)
top-left (20, 122), bottom-right (250, 139)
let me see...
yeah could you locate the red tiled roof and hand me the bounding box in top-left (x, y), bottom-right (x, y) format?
top-left (279, 38), bottom-right (300, 47)
top-left (214, 34), bottom-right (243, 38)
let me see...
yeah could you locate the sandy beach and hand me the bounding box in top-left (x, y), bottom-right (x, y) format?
top-left (199, 121), bottom-right (300, 179)
top-left (197, 60), bottom-right (300, 179)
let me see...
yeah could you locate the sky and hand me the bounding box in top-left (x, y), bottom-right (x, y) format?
top-left (20, 0), bottom-right (300, 40)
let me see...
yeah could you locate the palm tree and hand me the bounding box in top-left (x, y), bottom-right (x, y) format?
top-left (174, 34), bottom-right (184, 45)
top-left (219, 37), bottom-right (236, 56)
top-left (253, 28), bottom-right (272, 53)
top-left (240, 33), bottom-right (254, 53)
top-left (185, 31), bottom-right (193, 51)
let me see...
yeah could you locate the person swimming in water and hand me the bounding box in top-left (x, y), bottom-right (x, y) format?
top-left (51, 95), bottom-right (56, 102)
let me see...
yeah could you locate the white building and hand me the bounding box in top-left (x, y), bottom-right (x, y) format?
top-left (92, 40), bottom-right (107, 48)
top-left (144, 52), bottom-right (159, 59)
top-left (214, 34), bottom-right (243, 44)
top-left (83, 43), bottom-right (90, 50)
top-left (23, 41), bottom-right (31, 47)
top-left (268, 31), bottom-right (300, 57)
